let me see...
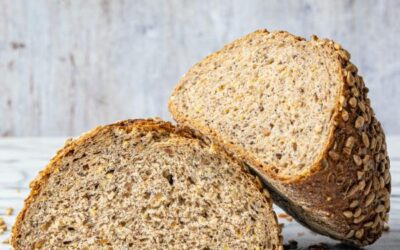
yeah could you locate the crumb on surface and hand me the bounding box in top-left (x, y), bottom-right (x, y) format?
top-left (5, 208), bottom-right (13, 216)
top-left (278, 212), bottom-right (293, 221)
top-left (0, 217), bottom-right (7, 235)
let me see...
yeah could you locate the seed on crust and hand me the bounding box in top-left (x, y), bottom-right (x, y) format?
top-left (355, 116), bottom-right (365, 129)
top-left (365, 193), bottom-right (375, 207)
top-left (358, 180), bottom-right (366, 191)
top-left (353, 155), bottom-right (362, 166)
top-left (355, 228), bottom-right (364, 239)
top-left (379, 176), bottom-right (385, 189)
top-left (350, 200), bottom-right (359, 208)
top-left (384, 169), bottom-right (391, 184)
top-left (357, 171), bottom-right (364, 180)
top-left (370, 137), bottom-right (377, 150)
top-left (364, 181), bottom-right (372, 196)
top-left (343, 147), bottom-right (352, 156)
top-left (353, 207), bottom-right (362, 218)
top-left (372, 215), bottom-right (381, 228)
top-left (345, 136), bottom-right (355, 149)
top-left (349, 97), bottom-right (357, 108)
top-left (363, 221), bottom-right (374, 228)
top-left (347, 184), bottom-right (359, 197)
top-left (352, 87), bottom-right (360, 97)
top-left (361, 133), bottom-right (370, 148)
top-left (338, 49), bottom-right (350, 61)
top-left (358, 101), bottom-right (366, 113)
top-left (341, 110), bottom-right (349, 121)
top-left (328, 151), bottom-right (340, 161)
top-left (346, 63), bottom-right (358, 73)
top-left (311, 35), bottom-right (318, 41)
top-left (346, 72), bottom-right (356, 86)
top-left (343, 211), bottom-right (353, 218)
top-left (354, 215), bottom-right (365, 224)
top-left (375, 204), bottom-right (385, 213)
top-left (345, 229), bottom-right (355, 239)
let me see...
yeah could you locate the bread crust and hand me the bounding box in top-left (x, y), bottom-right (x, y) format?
top-left (11, 118), bottom-right (282, 249)
top-left (169, 30), bottom-right (391, 246)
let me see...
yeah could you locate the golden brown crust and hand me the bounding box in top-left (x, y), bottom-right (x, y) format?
top-left (11, 118), bottom-right (283, 249)
top-left (168, 30), bottom-right (390, 246)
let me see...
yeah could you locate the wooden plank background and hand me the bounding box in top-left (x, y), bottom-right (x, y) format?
top-left (0, 0), bottom-right (399, 136)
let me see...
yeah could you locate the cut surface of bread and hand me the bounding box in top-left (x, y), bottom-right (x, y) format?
top-left (169, 30), bottom-right (390, 246)
top-left (11, 119), bottom-right (282, 250)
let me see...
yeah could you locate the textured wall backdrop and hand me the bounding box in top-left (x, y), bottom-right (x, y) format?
top-left (0, 0), bottom-right (399, 136)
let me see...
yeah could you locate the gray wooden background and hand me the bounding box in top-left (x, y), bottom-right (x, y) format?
top-left (0, 0), bottom-right (399, 136)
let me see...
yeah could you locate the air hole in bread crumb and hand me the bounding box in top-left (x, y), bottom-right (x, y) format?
top-left (162, 170), bottom-right (174, 185)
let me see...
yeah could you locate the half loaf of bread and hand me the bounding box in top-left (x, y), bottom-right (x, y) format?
top-left (11, 119), bottom-right (282, 249)
top-left (169, 29), bottom-right (391, 246)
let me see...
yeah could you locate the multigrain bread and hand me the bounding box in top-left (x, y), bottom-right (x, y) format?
top-left (169, 29), bottom-right (391, 246)
top-left (11, 119), bottom-right (282, 250)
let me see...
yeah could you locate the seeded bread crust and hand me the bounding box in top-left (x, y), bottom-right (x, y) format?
top-left (169, 30), bottom-right (391, 246)
top-left (11, 118), bottom-right (283, 249)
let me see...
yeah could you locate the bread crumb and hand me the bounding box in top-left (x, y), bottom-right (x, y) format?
top-left (5, 208), bottom-right (13, 216)
top-left (278, 212), bottom-right (293, 222)
top-left (2, 237), bottom-right (9, 244)
top-left (297, 232), bottom-right (305, 237)
top-left (0, 217), bottom-right (6, 235)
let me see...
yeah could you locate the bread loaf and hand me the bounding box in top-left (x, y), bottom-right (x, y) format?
top-left (11, 119), bottom-right (282, 249)
top-left (169, 30), bottom-right (390, 246)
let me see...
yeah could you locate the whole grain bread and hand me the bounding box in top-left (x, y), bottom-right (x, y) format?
top-left (11, 119), bottom-right (282, 249)
top-left (169, 30), bottom-right (391, 246)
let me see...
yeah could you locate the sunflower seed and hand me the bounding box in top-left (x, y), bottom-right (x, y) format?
top-left (345, 229), bottom-right (355, 239)
top-left (361, 133), bottom-right (370, 148)
top-left (372, 215), bottom-right (381, 228)
top-left (345, 136), bottom-right (355, 149)
top-left (384, 169), bottom-right (391, 184)
top-left (354, 207), bottom-right (362, 218)
top-left (364, 221), bottom-right (374, 228)
top-left (355, 228), bottom-right (364, 239)
top-left (364, 181), bottom-right (372, 196)
top-left (346, 63), bottom-right (358, 73)
top-left (370, 137), bottom-right (377, 150)
top-left (350, 200), bottom-right (359, 208)
top-left (358, 180), bottom-right (366, 190)
top-left (349, 97), bottom-right (357, 108)
top-left (343, 211), bottom-right (353, 218)
top-left (328, 151), bottom-right (340, 160)
top-left (353, 155), bottom-right (362, 166)
top-left (375, 204), bottom-right (385, 213)
top-left (373, 176), bottom-right (380, 190)
top-left (379, 176), bottom-right (385, 189)
top-left (365, 193), bottom-right (375, 207)
top-left (347, 183), bottom-right (359, 197)
top-left (354, 215), bottom-right (365, 224)
top-left (355, 116), bottom-right (365, 129)
top-left (343, 147), bottom-right (352, 155)
top-left (358, 101), bottom-right (366, 112)
top-left (352, 87), bottom-right (360, 97)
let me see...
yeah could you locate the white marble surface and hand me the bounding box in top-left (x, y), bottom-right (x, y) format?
top-left (0, 0), bottom-right (400, 136)
top-left (0, 137), bottom-right (399, 249)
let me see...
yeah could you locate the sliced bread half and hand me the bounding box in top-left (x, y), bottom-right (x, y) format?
top-left (169, 30), bottom-right (390, 246)
top-left (11, 119), bottom-right (282, 249)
